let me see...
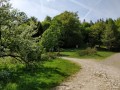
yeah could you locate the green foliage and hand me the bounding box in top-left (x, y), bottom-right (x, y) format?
top-left (40, 25), bottom-right (61, 51)
top-left (47, 52), bottom-right (57, 59)
top-left (42, 16), bottom-right (52, 31)
top-left (60, 48), bottom-right (115, 60)
top-left (102, 18), bottom-right (118, 50)
top-left (4, 83), bottom-right (18, 90)
top-left (0, 58), bottom-right (80, 90)
top-left (0, 70), bottom-right (12, 83)
top-left (0, 0), bottom-right (42, 66)
top-left (42, 21), bottom-right (51, 31)
top-left (52, 11), bottom-right (83, 48)
top-left (41, 54), bottom-right (49, 61)
top-left (41, 52), bottom-right (57, 60)
top-left (89, 21), bottom-right (105, 47)
top-left (77, 47), bottom-right (97, 56)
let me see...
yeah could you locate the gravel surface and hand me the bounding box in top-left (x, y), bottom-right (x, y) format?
top-left (101, 53), bottom-right (120, 69)
top-left (53, 54), bottom-right (120, 90)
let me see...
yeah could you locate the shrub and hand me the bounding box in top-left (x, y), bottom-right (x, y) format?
top-left (0, 70), bottom-right (12, 83)
top-left (41, 52), bottom-right (57, 61)
top-left (77, 47), bottom-right (97, 56)
top-left (41, 54), bottom-right (49, 61)
top-left (4, 83), bottom-right (17, 90)
top-left (47, 52), bottom-right (57, 59)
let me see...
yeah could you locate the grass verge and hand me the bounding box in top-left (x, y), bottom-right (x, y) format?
top-left (0, 57), bottom-right (80, 90)
top-left (60, 48), bottom-right (115, 60)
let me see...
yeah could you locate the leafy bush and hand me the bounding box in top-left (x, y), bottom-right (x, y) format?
top-left (47, 52), bottom-right (57, 59)
top-left (41, 54), bottom-right (49, 60)
top-left (41, 52), bottom-right (57, 60)
top-left (0, 70), bottom-right (12, 83)
top-left (77, 47), bottom-right (97, 56)
top-left (40, 25), bottom-right (61, 51)
top-left (4, 83), bottom-right (17, 90)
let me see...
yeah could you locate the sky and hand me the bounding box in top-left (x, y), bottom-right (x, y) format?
top-left (10, 0), bottom-right (120, 22)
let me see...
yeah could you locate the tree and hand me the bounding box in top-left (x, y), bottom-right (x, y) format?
top-left (42, 16), bottom-right (52, 31)
top-left (0, 0), bottom-right (11, 38)
top-left (115, 28), bottom-right (120, 50)
top-left (102, 18), bottom-right (118, 50)
top-left (52, 11), bottom-right (83, 48)
top-left (80, 21), bottom-right (91, 45)
top-left (40, 24), bottom-right (61, 51)
top-left (0, 0), bottom-right (42, 67)
top-left (114, 18), bottom-right (120, 50)
top-left (32, 21), bottom-right (43, 37)
top-left (89, 21), bottom-right (105, 47)
top-left (44, 16), bottom-right (52, 22)
top-left (0, 0), bottom-right (11, 53)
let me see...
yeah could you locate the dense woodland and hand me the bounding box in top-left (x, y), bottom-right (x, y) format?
top-left (1, 0), bottom-right (120, 65)
top-left (41, 12), bottom-right (120, 51)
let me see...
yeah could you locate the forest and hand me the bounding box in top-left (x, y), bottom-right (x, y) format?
top-left (0, 0), bottom-right (120, 90)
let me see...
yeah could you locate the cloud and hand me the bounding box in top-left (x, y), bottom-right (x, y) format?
top-left (40, 5), bottom-right (60, 20)
top-left (10, 0), bottom-right (120, 22)
top-left (70, 0), bottom-right (90, 10)
top-left (47, 0), bottom-right (56, 2)
top-left (10, 0), bottom-right (60, 21)
top-left (83, 0), bottom-right (103, 20)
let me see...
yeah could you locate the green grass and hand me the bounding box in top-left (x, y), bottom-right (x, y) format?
top-left (60, 48), bottom-right (115, 60)
top-left (0, 57), bottom-right (80, 90)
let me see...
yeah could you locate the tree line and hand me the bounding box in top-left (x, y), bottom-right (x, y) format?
top-left (41, 12), bottom-right (120, 51)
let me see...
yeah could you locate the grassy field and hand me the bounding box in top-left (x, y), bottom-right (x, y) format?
top-left (60, 48), bottom-right (115, 60)
top-left (0, 57), bottom-right (80, 90)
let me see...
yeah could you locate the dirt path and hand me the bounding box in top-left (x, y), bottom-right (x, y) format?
top-left (54, 54), bottom-right (120, 90)
top-left (101, 53), bottom-right (120, 69)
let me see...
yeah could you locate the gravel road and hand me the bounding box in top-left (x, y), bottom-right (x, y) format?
top-left (54, 54), bottom-right (120, 90)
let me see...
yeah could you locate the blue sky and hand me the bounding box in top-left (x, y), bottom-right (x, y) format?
top-left (10, 0), bottom-right (120, 22)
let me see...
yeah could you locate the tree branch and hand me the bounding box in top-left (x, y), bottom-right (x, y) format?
top-left (0, 54), bottom-right (24, 63)
top-left (0, 54), bottom-right (20, 58)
